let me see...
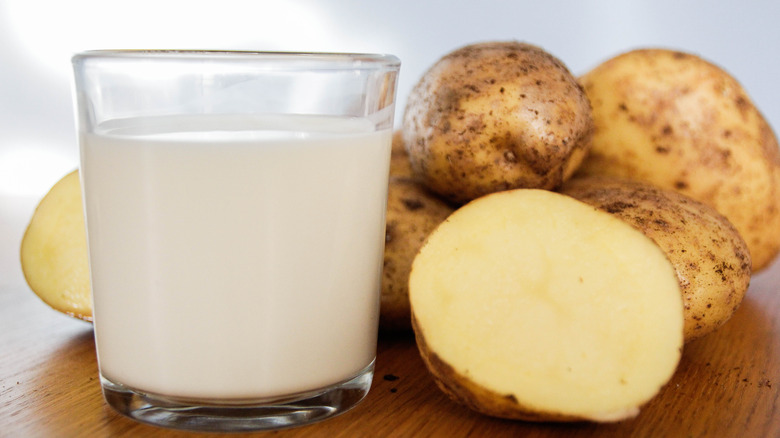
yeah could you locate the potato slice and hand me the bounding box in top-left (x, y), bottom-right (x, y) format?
top-left (561, 176), bottom-right (751, 342)
top-left (20, 170), bottom-right (92, 321)
top-left (409, 189), bottom-right (683, 422)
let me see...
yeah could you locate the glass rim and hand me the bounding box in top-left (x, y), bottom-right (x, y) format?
top-left (72, 49), bottom-right (401, 69)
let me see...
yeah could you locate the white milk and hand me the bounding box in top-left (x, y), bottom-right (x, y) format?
top-left (81, 114), bottom-right (391, 400)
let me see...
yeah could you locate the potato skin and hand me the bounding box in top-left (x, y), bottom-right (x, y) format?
top-left (561, 176), bottom-right (751, 342)
top-left (381, 177), bottom-right (454, 331)
top-left (389, 130), bottom-right (414, 179)
top-left (577, 48), bottom-right (780, 272)
top-left (402, 41), bottom-right (593, 205)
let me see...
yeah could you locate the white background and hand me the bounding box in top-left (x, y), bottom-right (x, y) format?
top-left (2, 0), bottom-right (779, 288)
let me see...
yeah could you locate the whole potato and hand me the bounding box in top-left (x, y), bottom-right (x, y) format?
top-left (577, 48), bottom-right (780, 271)
top-left (561, 176), bottom-right (751, 342)
top-left (402, 41), bottom-right (593, 205)
top-left (389, 130), bottom-right (414, 179)
top-left (381, 177), bottom-right (454, 331)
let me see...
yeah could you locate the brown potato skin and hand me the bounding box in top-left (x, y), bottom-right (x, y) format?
top-left (412, 314), bottom-right (587, 422)
top-left (381, 178), bottom-right (454, 331)
top-left (402, 41), bottom-right (593, 205)
top-left (561, 176), bottom-right (751, 342)
top-left (577, 48), bottom-right (780, 272)
top-left (389, 130), bottom-right (415, 179)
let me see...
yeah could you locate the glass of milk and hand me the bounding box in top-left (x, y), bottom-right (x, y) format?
top-left (71, 50), bottom-right (400, 432)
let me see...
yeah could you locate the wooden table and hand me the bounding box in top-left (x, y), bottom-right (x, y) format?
top-left (2, 260), bottom-right (779, 438)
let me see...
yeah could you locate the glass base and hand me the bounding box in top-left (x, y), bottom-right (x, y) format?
top-left (101, 361), bottom-right (374, 432)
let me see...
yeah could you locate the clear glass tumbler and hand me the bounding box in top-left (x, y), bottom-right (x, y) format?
top-left (71, 50), bottom-right (400, 432)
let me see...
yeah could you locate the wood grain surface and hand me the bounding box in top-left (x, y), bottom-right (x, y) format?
top-left (2, 259), bottom-right (779, 438)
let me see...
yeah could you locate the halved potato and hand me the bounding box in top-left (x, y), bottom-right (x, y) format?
top-left (409, 189), bottom-right (683, 422)
top-left (561, 176), bottom-right (751, 342)
top-left (20, 170), bottom-right (92, 321)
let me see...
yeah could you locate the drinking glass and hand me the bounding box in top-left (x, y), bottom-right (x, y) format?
top-left (71, 50), bottom-right (400, 432)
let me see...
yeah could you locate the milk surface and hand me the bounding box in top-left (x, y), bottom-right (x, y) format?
top-left (81, 114), bottom-right (391, 400)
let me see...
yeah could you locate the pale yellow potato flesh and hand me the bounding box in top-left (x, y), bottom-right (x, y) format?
top-left (20, 170), bottom-right (92, 321)
top-left (410, 189), bottom-right (683, 422)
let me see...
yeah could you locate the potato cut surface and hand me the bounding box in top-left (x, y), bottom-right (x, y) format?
top-left (21, 170), bottom-right (92, 321)
top-left (562, 176), bottom-right (751, 342)
top-left (410, 189), bottom-right (683, 422)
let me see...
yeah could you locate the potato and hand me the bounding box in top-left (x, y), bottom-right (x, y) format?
top-left (561, 176), bottom-right (751, 342)
top-left (410, 189), bottom-right (683, 422)
top-left (402, 41), bottom-right (593, 205)
top-left (577, 48), bottom-right (780, 272)
top-left (381, 177), bottom-right (454, 331)
top-left (20, 170), bottom-right (92, 321)
top-left (389, 130), bottom-right (414, 179)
